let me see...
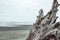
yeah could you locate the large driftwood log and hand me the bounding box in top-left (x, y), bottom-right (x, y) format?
top-left (26, 0), bottom-right (60, 40)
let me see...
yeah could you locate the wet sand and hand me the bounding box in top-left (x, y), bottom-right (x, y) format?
top-left (0, 30), bottom-right (29, 40)
top-left (0, 25), bottom-right (32, 40)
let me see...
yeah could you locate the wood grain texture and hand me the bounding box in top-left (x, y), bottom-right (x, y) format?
top-left (26, 0), bottom-right (60, 40)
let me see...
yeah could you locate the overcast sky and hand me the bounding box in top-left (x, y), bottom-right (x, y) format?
top-left (0, 0), bottom-right (60, 23)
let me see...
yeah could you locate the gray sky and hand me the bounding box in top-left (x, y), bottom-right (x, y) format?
top-left (0, 0), bottom-right (60, 23)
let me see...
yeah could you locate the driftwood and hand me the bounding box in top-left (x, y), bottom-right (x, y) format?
top-left (26, 0), bottom-right (60, 40)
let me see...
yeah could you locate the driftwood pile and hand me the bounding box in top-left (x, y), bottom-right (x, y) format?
top-left (26, 0), bottom-right (60, 40)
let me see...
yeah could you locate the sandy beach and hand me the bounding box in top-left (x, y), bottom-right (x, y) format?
top-left (0, 25), bottom-right (32, 40)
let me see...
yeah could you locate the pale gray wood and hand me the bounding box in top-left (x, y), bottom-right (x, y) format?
top-left (26, 0), bottom-right (60, 40)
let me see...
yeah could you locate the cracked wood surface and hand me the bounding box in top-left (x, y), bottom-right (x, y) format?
top-left (26, 0), bottom-right (60, 40)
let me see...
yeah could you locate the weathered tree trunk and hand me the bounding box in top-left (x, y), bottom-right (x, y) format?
top-left (26, 0), bottom-right (60, 40)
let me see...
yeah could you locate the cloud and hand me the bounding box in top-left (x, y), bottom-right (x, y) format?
top-left (13, 0), bottom-right (39, 7)
top-left (0, 0), bottom-right (60, 23)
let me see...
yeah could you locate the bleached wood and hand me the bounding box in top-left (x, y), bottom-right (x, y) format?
top-left (26, 0), bottom-right (60, 40)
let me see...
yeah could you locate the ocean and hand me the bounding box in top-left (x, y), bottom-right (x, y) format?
top-left (0, 25), bottom-right (32, 40)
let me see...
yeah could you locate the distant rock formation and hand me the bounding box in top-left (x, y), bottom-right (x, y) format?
top-left (26, 0), bottom-right (60, 40)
